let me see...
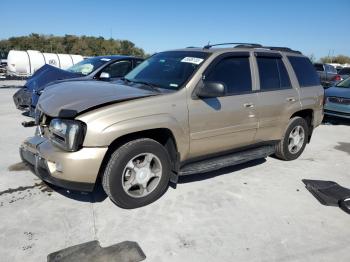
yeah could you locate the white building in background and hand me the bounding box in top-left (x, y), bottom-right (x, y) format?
top-left (7, 50), bottom-right (83, 77)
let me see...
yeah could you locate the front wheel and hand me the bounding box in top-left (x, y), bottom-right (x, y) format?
top-left (102, 138), bottom-right (171, 209)
top-left (275, 117), bottom-right (309, 161)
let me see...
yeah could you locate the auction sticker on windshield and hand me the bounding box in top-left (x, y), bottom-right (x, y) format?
top-left (181, 57), bottom-right (204, 65)
top-left (101, 58), bottom-right (111, 61)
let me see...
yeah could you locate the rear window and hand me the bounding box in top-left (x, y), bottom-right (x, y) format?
top-left (288, 56), bottom-right (320, 87)
top-left (314, 64), bottom-right (324, 71)
top-left (257, 57), bottom-right (291, 91)
top-left (338, 68), bottom-right (350, 75)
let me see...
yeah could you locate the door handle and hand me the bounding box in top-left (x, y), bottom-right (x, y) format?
top-left (243, 103), bottom-right (254, 108)
top-left (286, 97), bottom-right (296, 102)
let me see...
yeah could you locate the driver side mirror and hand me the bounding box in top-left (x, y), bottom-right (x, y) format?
top-left (99, 72), bottom-right (110, 80)
top-left (196, 81), bottom-right (225, 98)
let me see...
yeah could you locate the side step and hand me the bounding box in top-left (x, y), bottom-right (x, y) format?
top-left (179, 145), bottom-right (275, 176)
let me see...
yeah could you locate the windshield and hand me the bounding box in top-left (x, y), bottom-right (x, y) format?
top-left (66, 57), bottom-right (111, 75)
top-left (336, 77), bottom-right (350, 88)
top-left (124, 51), bottom-right (209, 90)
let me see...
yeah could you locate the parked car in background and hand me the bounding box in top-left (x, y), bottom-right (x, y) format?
top-left (20, 43), bottom-right (324, 208)
top-left (13, 55), bottom-right (144, 116)
top-left (337, 67), bottom-right (350, 81)
top-left (314, 63), bottom-right (340, 87)
top-left (324, 77), bottom-right (350, 119)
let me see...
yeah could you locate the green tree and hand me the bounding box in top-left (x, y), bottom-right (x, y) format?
top-left (0, 33), bottom-right (146, 58)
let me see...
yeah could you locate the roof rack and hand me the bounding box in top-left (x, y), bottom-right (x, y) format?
top-left (203, 43), bottom-right (262, 49)
top-left (202, 42), bottom-right (302, 54)
top-left (262, 46), bottom-right (302, 54)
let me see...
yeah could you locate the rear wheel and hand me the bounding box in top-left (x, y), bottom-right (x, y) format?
top-left (275, 117), bottom-right (309, 161)
top-left (102, 138), bottom-right (171, 209)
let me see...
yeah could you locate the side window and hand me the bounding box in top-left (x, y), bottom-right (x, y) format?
top-left (256, 57), bottom-right (291, 91)
top-left (205, 56), bottom-right (252, 95)
top-left (103, 60), bottom-right (132, 78)
top-left (287, 56), bottom-right (320, 87)
top-left (134, 59), bottom-right (143, 68)
top-left (277, 59), bottom-right (292, 89)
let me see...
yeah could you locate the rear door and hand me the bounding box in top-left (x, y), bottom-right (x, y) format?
top-left (287, 56), bottom-right (324, 125)
top-left (187, 53), bottom-right (259, 158)
top-left (253, 52), bottom-right (301, 142)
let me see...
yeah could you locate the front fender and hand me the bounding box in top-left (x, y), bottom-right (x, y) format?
top-left (83, 113), bottom-right (189, 160)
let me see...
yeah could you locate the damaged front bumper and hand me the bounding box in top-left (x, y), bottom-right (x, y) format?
top-left (20, 136), bottom-right (107, 192)
top-left (13, 87), bottom-right (31, 111)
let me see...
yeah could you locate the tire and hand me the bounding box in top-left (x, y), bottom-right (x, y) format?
top-left (102, 138), bottom-right (171, 209)
top-left (275, 117), bottom-right (309, 161)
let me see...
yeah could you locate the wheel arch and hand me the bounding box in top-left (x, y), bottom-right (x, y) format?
top-left (96, 128), bottom-right (180, 183)
top-left (290, 108), bottom-right (314, 142)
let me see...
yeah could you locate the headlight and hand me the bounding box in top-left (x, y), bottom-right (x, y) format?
top-left (49, 118), bottom-right (86, 152)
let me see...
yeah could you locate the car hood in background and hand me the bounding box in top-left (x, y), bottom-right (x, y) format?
top-left (25, 65), bottom-right (80, 92)
top-left (37, 80), bottom-right (158, 117)
top-left (325, 86), bottom-right (350, 99)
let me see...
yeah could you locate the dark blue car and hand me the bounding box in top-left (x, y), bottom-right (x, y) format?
top-left (13, 55), bottom-right (143, 116)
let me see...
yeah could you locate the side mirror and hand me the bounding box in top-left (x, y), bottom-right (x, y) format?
top-left (99, 72), bottom-right (110, 80)
top-left (196, 81), bottom-right (225, 98)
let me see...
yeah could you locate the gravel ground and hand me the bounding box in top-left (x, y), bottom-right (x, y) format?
top-left (0, 88), bottom-right (350, 262)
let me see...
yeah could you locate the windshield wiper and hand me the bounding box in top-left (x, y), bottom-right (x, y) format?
top-left (123, 78), bottom-right (161, 92)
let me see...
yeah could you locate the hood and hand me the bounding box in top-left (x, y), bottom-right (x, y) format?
top-left (325, 86), bottom-right (350, 99)
top-left (37, 80), bottom-right (158, 117)
top-left (25, 65), bottom-right (80, 92)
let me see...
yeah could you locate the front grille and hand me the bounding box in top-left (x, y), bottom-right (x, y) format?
top-left (328, 97), bottom-right (350, 105)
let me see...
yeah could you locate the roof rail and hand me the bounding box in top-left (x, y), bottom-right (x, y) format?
top-left (201, 42), bottom-right (302, 54)
top-left (262, 46), bottom-right (302, 54)
top-left (203, 43), bottom-right (262, 49)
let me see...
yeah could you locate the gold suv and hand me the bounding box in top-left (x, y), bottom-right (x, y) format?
top-left (20, 43), bottom-right (324, 208)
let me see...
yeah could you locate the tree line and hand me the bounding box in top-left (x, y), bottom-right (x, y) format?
top-left (319, 55), bottom-right (350, 64)
top-left (0, 33), bottom-right (146, 58)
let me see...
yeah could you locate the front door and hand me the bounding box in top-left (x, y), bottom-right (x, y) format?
top-left (188, 54), bottom-right (259, 159)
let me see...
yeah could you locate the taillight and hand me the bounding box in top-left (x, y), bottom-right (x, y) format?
top-left (333, 75), bottom-right (341, 81)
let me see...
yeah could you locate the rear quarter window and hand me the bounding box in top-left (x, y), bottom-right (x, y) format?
top-left (288, 56), bottom-right (320, 87)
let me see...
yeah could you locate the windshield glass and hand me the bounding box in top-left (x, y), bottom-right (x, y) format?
top-left (336, 77), bottom-right (350, 88)
top-left (66, 57), bottom-right (111, 75)
top-left (124, 51), bottom-right (209, 90)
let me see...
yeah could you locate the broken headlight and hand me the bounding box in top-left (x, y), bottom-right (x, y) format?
top-left (49, 118), bottom-right (86, 152)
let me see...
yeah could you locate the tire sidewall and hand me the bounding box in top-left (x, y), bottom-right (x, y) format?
top-left (106, 140), bottom-right (171, 208)
top-left (282, 118), bottom-right (309, 160)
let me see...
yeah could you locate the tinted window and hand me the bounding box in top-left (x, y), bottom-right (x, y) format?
top-left (205, 57), bottom-right (252, 95)
top-left (278, 59), bottom-right (292, 88)
top-left (338, 68), bottom-right (350, 75)
top-left (103, 60), bottom-right (132, 78)
top-left (314, 64), bottom-right (324, 71)
top-left (257, 57), bottom-right (291, 91)
top-left (288, 56), bottom-right (320, 87)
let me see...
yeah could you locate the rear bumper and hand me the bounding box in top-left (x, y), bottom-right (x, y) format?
top-left (13, 87), bottom-right (31, 111)
top-left (20, 136), bottom-right (108, 192)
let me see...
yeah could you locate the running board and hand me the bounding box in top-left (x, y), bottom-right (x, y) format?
top-left (179, 145), bottom-right (275, 176)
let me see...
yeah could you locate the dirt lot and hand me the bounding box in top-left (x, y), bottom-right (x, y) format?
top-left (0, 88), bottom-right (350, 262)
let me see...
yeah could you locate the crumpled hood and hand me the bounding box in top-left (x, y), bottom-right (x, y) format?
top-left (25, 64), bottom-right (79, 92)
top-left (37, 80), bottom-right (157, 117)
top-left (325, 86), bottom-right (350, 99)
